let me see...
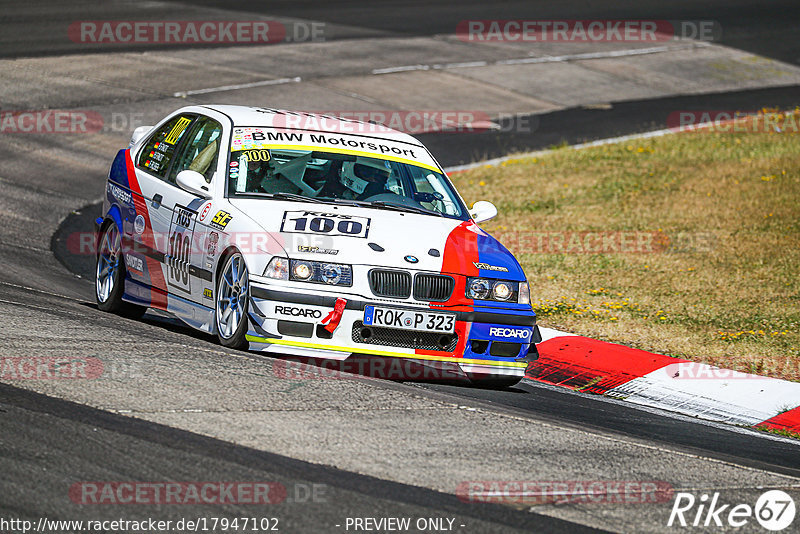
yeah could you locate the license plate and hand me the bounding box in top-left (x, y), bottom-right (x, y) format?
top-left (363, 306), bottom-right (456, 333)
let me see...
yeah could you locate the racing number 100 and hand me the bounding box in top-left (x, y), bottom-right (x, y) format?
top-left (290, 216), bottom-right (362, 235)
top-left (281, 211), bottom-right (370, 238)
top-left (168, 230), bottom-right (190, 286)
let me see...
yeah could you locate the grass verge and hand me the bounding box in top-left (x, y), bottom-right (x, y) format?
top-left (755, 425), bottom-right (800, 441)
top-left (451, 110), bottom-right (800, 381)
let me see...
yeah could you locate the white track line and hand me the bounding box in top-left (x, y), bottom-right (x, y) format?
top-left (174, 76), bottom-right (301, 98)
top-left (372, 42), bottom-right (705, 75)
top-left (444, 127), bottom-right (678, 173)
top-left (442, 110), bottom-right (777, 174)
top-left (175, 42), bottom-right (704, 96)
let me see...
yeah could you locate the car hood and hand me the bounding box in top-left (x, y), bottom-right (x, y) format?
top-left (228, 198), bottom-right (525, 280)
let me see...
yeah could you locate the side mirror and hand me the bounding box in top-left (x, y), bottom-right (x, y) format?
top-left (129, 125), bottom-right (153, 148)
top-left (176, 170), bottom-right (212, 199)
top-left (469, 200), bottom-right (498, 223)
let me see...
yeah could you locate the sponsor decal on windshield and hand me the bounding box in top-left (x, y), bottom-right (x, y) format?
top-left (230, 127), bottom-right (439, 172)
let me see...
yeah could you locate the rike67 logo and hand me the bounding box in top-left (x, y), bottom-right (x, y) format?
top-left (668, 490), bottom-right (795, 531)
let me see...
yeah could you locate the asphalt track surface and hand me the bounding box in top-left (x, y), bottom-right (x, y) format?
top-left (1, 383), bottom-right (594, 533)
top-left (4, 1), bottom-right (800, 66)
top-left (53, 205), bottom-right (800, 478)
top-left (3, 1), bottom-right (800, 533)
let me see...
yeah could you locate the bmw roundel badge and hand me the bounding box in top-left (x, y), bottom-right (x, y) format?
top-left (404, 255), bottom-right (419, 264)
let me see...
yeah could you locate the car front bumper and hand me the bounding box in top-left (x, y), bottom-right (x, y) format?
top-left (245, 281), bottom-right (540, 381)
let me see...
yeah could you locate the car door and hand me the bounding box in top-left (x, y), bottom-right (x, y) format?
top-left (128, 113), bottom-right (196, 305)
top-left (161, 116), bottom-right (223, 305)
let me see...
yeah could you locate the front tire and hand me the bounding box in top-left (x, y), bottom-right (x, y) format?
top-left (215, 251), bottom-right (250, 349)
top-left (95, 223), bottom-right (145, 318)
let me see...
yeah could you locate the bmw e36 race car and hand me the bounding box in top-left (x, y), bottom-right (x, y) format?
top-left (95, 105), bottom-right (541, 386)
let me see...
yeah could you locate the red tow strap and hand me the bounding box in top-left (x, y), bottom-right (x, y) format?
top-left (321, 298), bottom-right (347, 333)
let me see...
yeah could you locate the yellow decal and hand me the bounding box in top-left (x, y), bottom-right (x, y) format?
top-left (164, 117), bottom-right (192, 145)
top-left (242, 149), bottom-right (271, 162)
top-left (210, 210), bottom-right (232, 229)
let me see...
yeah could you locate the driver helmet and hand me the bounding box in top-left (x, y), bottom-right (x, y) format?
top-left (339, 157), bottom-right (391, 195)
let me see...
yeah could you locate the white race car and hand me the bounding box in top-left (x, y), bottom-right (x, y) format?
top-left (96, 105), bottom-right (541, 386)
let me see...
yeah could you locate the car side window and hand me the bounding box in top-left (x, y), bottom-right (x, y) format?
top-left (167, 117), bottom-right (222, 184)
top-left (406, 164), bottom-right (461, 216)
top-left (136, 115), bottom-right (194, 180)
top-left (385, 161), bottom-right (408, 196)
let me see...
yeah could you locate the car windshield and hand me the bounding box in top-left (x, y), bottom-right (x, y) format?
top-left (227, 147), bottom-right (467, 219)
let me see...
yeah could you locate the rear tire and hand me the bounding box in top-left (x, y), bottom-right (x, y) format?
top-left (215, 251), bottom-right (250, 349)
top-left (95, 223), bottom-right (146, 319)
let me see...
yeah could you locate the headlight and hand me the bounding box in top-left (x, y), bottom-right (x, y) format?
top-left (493, 281), bottom-right (513, 301)
top-left (320, 264), bottom-right (343, 285)
top-left (264, 257), bottom-right (289, 280)
top-left (290, 259), bottom-right (352, 286)
top-left (466, 278), bottom-right (491, 299)
top-left (292, 261), bottom-right (313, 280)
top-left (466, 277), bottom-right (528, 303)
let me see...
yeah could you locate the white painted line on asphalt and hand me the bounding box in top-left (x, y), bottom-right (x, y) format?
top-left (446, 113), bottom-right (754, 174)
top-left (436, 60), bottom-right (489, 69)
top-left (444, 127), bottom-right (677, 174)
top-left (495, 44), bottom-right (696, 65)
top-left (371, 64), bottom-right (431, 74)
top-left (373, 42), bottom-right (707, 75)
top-left (173, 76), bottom-right (302, 97)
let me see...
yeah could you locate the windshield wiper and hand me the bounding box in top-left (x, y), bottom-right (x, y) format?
top-left (362, 201), bottom-right (444, 217)
top-left (267, 192), bottom-right (315, 202)
top-left (243, 192), bottom-right (338, 206)
top-left (316, 196), bottom-right (363, 208)
top-left (237, 192), bottom-right (443, 216)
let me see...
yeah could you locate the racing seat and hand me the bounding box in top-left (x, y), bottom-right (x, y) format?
top-left (188, 139), bottom-right (218, 182)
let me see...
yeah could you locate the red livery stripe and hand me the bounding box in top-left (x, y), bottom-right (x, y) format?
top-left (415, 221), bottom-right (480, 359)
top-left (124, 150), bottom-right (168, 310)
